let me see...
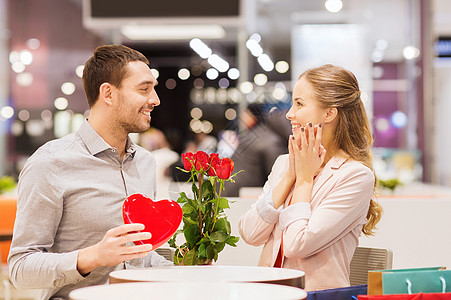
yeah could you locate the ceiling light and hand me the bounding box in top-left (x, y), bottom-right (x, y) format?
top-left (240, 81), bottom-right (254, 94)
top-left (257, 54), bottom-right (274, 72)
top-left (254, 73), bottom-right (268, 86)
top-left (20, 50), bottom-right (33, 65)
top-left (275, 61), bottom-right (289, 73)
top-left (54, 97), bottom-right (69, 110)
top-left (208, 54), bottom-right (229, 73)
top-left (121, 25), bottom-right (226, 40)
top-left (325, 0), bottom-right (343, 13)
top-left (0, 106), bottom-right (14, 119)
top-left (178, 68), bottom-right (190, 80)
top-left (190, 38), bottom-right (212, 59)
top-left (150, 68), bottom-right (159, 79)
top-left (61, 82), bottom-right (76, 95)
top-left (227, 68), bottom-right (240, 80)
top-left (206, 68), bottom-right (219, 80)
top-left (75, 65), bottom-right (84, 78)
top-left (403, 46), bottom-right (420, 60)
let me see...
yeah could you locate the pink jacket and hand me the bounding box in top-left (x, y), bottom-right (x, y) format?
top-left (239, 154), bottom-right (374, 291)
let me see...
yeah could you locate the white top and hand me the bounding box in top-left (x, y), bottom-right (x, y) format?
top-left (109, 265), bottom-right (304, 284)
top-left (69, 282), bottom-right (307, 300)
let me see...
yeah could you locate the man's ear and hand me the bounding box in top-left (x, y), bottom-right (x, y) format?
top-left (324, 107), bottom-right (338, 124)
top-left (98, 82), bottom-right (114, 106)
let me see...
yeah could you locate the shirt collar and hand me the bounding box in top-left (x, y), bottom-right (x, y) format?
top-left (328, 155), bottom-right (349, 170)
top-left (77, 119), bottom-right (137, 157)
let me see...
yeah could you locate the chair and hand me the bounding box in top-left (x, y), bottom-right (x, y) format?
top-left (155, 247), bottom-right (175, 262)
top-left (0, 197), bottom-right (40, 300)
top-left (350, 246), bottom-right (393, 286)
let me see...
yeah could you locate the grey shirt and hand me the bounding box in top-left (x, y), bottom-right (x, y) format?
top-left (8, 120), bottom-right (172, 300)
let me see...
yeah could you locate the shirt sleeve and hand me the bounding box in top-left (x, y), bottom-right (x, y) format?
top-left (282, 164), bottom-right (375, 259)
top-left (8, 150), bottom-right (85, 289)
top-left (238, 155), bottom-right (286, 246)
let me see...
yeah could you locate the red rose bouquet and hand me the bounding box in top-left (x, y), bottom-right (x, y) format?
top-left (168, 151), bottom-right (240, 265)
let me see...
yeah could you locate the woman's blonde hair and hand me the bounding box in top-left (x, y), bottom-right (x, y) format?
top-left (300, 64), bottom-right (382, 236)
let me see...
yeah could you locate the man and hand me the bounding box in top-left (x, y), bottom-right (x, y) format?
top-left (8, 45), bottom-right (172, 300)
top-left (222, 104), bottom-right (290, 197)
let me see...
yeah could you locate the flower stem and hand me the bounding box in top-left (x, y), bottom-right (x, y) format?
top-left (210, 179), bottom-right (224, 234)
top-left (198, 173), bottom-right (203, 235)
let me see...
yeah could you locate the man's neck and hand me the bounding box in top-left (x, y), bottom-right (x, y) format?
top-left (87, 117), bottom-right (128, 159)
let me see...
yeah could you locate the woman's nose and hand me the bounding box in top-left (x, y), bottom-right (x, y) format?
top-left (285, 107), bottom-right (294, 120)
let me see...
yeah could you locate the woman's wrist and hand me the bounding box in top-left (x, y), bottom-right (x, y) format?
top-left (282, 171), bottom-right (295, 186)
top-left (291, 181), bottom-right (314, 204)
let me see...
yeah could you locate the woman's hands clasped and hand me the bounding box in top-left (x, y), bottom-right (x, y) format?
top-left (288, 122), bottom-right (326, 188)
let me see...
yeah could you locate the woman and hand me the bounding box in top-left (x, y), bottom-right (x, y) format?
top-left (239, 64), bottom-right (382, 291)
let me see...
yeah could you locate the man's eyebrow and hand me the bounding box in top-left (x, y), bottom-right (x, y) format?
top-left (139, 80), bottom-right (157, 86)
top-left (294, 97), bottom-right (305, 101)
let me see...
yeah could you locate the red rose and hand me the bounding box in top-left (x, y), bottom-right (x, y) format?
top-left (181, 152), bottom-right (195, 171)
top-left (215, 157), bottom-right (234, 180)
top-left (208, 153), bottom-right (220, 176)
top-left (194, 151), bottom-right (209, 172)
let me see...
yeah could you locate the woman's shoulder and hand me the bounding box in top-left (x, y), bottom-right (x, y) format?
top-left (340, 159), bottom-right (375, 182)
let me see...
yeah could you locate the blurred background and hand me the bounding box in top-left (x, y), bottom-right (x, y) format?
top-left (1, 0), bottom-right (451, 192)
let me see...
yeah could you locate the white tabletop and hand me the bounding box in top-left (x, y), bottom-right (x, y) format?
top-left (109, 266), bottom-right (305, 288)
top-left (69, 282), bottom-right (307, 300)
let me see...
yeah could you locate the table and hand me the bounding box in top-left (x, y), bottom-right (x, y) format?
top-left (69, 282), bottom-right (307, 300)
top-left (109, 266), bottom-right (305, 288)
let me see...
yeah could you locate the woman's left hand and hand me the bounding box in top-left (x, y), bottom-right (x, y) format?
top-left (293, 123), bottom-right (326, 186)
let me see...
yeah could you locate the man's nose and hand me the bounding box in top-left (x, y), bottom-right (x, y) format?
top-left (149, 90), bottom-right (160, 106)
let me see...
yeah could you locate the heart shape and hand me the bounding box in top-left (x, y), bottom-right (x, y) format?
top-left (122, 194), bottom-right (182, 250)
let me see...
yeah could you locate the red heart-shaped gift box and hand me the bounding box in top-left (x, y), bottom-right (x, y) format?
top-left (122, 194), bottom-right (182, 250)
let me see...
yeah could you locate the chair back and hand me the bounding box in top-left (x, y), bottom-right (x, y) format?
top-left (0, 197), bottom-right (17, 264)
top-left (350, 246), bottom-right (393, 286)
top-left (155, 247), bottom-right (175, 262)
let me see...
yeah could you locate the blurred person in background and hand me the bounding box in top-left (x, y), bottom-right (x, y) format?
top-left (139, 127), bottom-right (178, 199)
top-left (222, 103), bottom-right (289, 197)
top-left (8, 45), bottom-right (172, 300)
top-left (239, 64), bottom-right (382, 291)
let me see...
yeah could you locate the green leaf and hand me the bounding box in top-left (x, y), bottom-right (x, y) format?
top-left (182, 203), bottom-right (194, 214)
top-left (226, 236), bottom-right (240, 247)
top-left (192, 183), bottom-right (199, 199)
top-left (183, 224), bottom-right (201, 248)
top-left (206, 244), bottom-right (216, 260)
top-left (183, 249), bottom-right (196, 265)
top-left (198, 243), bottom-right (207, 259)
top-left (177, 192), bottom-right (188, 203)
top-left (201, 180), bottom-right (214, 200)
top-left (182, 216), bottom-right (198, 225)
top-left (198, 201), bottom-right (206, 214)
top-left (215, 242), bottom-right (226, 253)
top-left (196, 237), bottom-right (210, 245)
top-left (204, 214), bottom-right (213, 232)
top-left (214, 218), bottom-right (231, 234)
top-left (218, 197), bottom-right (230, 209)
top-left (210, 231), bottom-right (228, 243)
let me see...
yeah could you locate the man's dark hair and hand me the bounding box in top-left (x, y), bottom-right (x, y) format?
top-left (82, 44), bottom-right (149, 107)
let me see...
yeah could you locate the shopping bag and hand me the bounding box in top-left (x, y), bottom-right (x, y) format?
top-left (358, 292), bottom-right (451, 299)
top-left (307, 285), bottom-right (367, 300)
top-left (368, 267), bottom-right (446, 295)
top-left (382, 269), bottom-right (451, 295)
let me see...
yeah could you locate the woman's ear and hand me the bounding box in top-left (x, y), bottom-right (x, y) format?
top-left (324, 107), bottom-right (338, 124)
top-left (98, 82), bottom-right (114, 106)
